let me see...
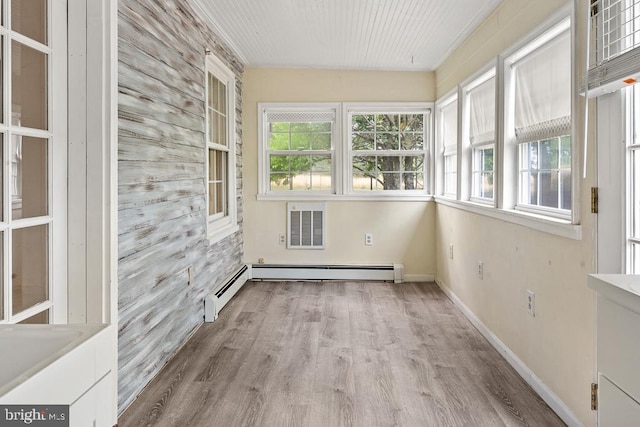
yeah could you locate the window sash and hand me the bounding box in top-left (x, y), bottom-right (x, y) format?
top-left (517, 136), bottom-right (572, 214)
top-left (264, 112), bottom-right (335, 193)
top-left (472, 144), bottom-right (494, 200)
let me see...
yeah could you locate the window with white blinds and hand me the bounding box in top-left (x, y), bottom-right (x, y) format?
top-left (467, 74), bottom-right (496, 201)
top-left (506, 17), bottom-right (572, 216)
top-left (438, 97), bottom-right (458, 197)
top-left (586, 0), bottom-right (640, 96)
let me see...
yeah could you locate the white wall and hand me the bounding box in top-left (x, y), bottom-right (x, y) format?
top-left (435, 0), bottom-right (596, 425)
top-left (242, 68), bottom-right (437, 279)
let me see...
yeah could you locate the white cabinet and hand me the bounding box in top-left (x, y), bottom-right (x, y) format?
top-left (0, 324), bottom-right (116, 427)
top-left (588, 274), bottom-right (640, 426)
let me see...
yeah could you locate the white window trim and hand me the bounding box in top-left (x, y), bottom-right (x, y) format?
top-left (206, 54), bottom-right (238, 244)
top-left (435, 90), bottom-right (459, 199)
top-left (258, 102), bottom-right (340, 197)
top-left (257, 102), bottom-right (434, 201)
top-left (433, 6), bottom-right (581, 239)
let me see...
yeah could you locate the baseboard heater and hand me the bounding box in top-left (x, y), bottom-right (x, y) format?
top-left (204, 265), bottom-right (250, 322)
top-left (251, 263), bottom-right (404, 283)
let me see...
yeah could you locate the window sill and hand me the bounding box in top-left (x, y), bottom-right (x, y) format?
top-left (207, 222), bottom-right (240, 245)
top-left (434, 196), bottom-right (582, 240)
top-left (257, 193), bottom-right (435, 202)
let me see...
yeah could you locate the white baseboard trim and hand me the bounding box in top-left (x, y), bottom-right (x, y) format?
top-left (435, 278), bottom-right (584, 427)
top-left (403, 274), bottom-right (435, 282)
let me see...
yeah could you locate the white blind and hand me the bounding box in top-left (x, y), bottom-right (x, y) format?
top-left (513, 29), bottom-right (571, 143)
top-left (468, 77), bottom-right (495, 145)
top-left (441, 100), bottom-right (458, 155)
top-left (586, 0), bottom-right (640, 96)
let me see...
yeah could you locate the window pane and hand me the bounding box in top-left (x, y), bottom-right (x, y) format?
top-left (208, 109), bottom-right (215, 143)
top-left (311, 132), bottom-right (331, 150)
top-left (18, 309), bottom-right (49, 324)
top-left (12, 41), bottom-right (48, 130)
top-left (561, 169), bottom-right (572, 210)
top-left (401, 114), bottom-right (423, 132)
top-left (12, 0), bottom-right (47, 45)
top-left (376, 133), bottom-right (399, 150)
top-left (208, 73), bottom-right (217, 110)
top-left (12, 224), bottom-right (48, 315)
top-left (631, 148), bottom-right (640, 239)
top-left (631, 243), bottom-right (640, 275)
top-left (540, 139), bottom-right (559, 169)
top-left (401, 133), bottom-right (424, 150)
top-left (269, 132), bottom-right (289, 150)
top-left (12, 136), bottom-right (48, 220)
top-left (208, 149), bottom-right (227, 216)
top-left (352, 133), bottom-right (375, 150)
top-left (291, 132), bottom-right (310, 150)
top-left (218, 114), bottom-right (227, 147)
top-left (218, 79), bottom-right (226, 113)
top-left (539, 171), bottom-right (559, 208)
top-left (377, 114), bottom-right (399, 131)
top-left (352, 114), bottom-right (375, 132)
top-left (0, 38), bottom-right (3, 123)
top-left (560, 135), bottom-right (571, 168)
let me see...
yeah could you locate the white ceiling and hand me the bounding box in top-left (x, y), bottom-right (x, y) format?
top-left (190, 0), bottom-right (503, 71)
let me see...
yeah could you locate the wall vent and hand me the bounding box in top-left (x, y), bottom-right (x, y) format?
top-left (288, 202), bottom-right (325, 249)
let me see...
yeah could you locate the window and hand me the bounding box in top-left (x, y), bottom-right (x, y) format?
top-left (1, 1), bottom-right (67, 324)
top-left (260, 105), bottom-right (337, 194)
top-left (465, 71), bottom-right (495, 202)
top-left (506, 18), bottom-right (572, 217)
top-left (258, 103), bottom-right (432, 199)
top-left (347, 106), bottom-right (430, 193)
top-left (436, 95), bottom-right (458, 198)
top-left (206, 54), bottom-right (237, 241)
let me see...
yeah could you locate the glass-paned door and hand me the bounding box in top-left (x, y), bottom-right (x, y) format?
top-left (1, 0), bottom-right (66, 324)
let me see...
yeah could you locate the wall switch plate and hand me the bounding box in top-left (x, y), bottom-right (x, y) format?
top-left (365, 233), bottom-right (373, 246)
top-left (449, 244), bottom-right (454, 259)
top-left (477, 261), bottom-right (483, 280)
top-left (527, 290), bottom-right (536, 317)
top-left (279, 233), bottom-right (286, 245)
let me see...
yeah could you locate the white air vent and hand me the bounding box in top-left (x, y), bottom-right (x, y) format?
top-left (288, 202), bottom-right (325, 249)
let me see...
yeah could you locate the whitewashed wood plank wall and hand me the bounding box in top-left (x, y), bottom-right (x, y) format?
top-left (118, 0), bottom-right (245, 413)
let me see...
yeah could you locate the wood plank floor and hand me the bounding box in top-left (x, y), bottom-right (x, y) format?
top-left (119, 281), bottom-right (566, 427)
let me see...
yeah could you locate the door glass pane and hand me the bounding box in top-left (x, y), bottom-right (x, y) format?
top-left (18, 309), bottom-right (49, 324)
top-left (12, 136), bottom-right (47, 219)
top-left (12, 40), bottom-right (48, 130)
top-left (12, 0), bottom-right (47, 45)
top-left (12, 224), bottom-right (48, 315)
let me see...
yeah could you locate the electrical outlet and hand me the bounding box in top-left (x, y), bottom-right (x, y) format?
top-left (477, 261), bottom-right (483, 280)
top-left (449, 244), bottom-right (454, 259)
top-left (279, 233), bottom-right (286, 245)
top-left (365, 233), bottom-right (373, 246)
top-left (527, 290), bottom-right (536, 317)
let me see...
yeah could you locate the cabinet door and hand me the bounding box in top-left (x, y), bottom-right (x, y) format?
top-left (69, 374), bottom-right (111, 427)
top-left (599, 374), bottom-right (640, 426)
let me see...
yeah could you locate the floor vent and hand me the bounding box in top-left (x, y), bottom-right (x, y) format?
top-left (252, 263), bottom-right (403, 283)
top-left (288, 202), bottom-right (325, 249)
top-left (204, 265), bottom-right (250, 322)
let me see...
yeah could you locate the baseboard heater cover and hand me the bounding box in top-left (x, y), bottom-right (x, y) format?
top-left (204, 264), bottom-right (250, 322)
top-left (251, 263), bottom-right (404, 283)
